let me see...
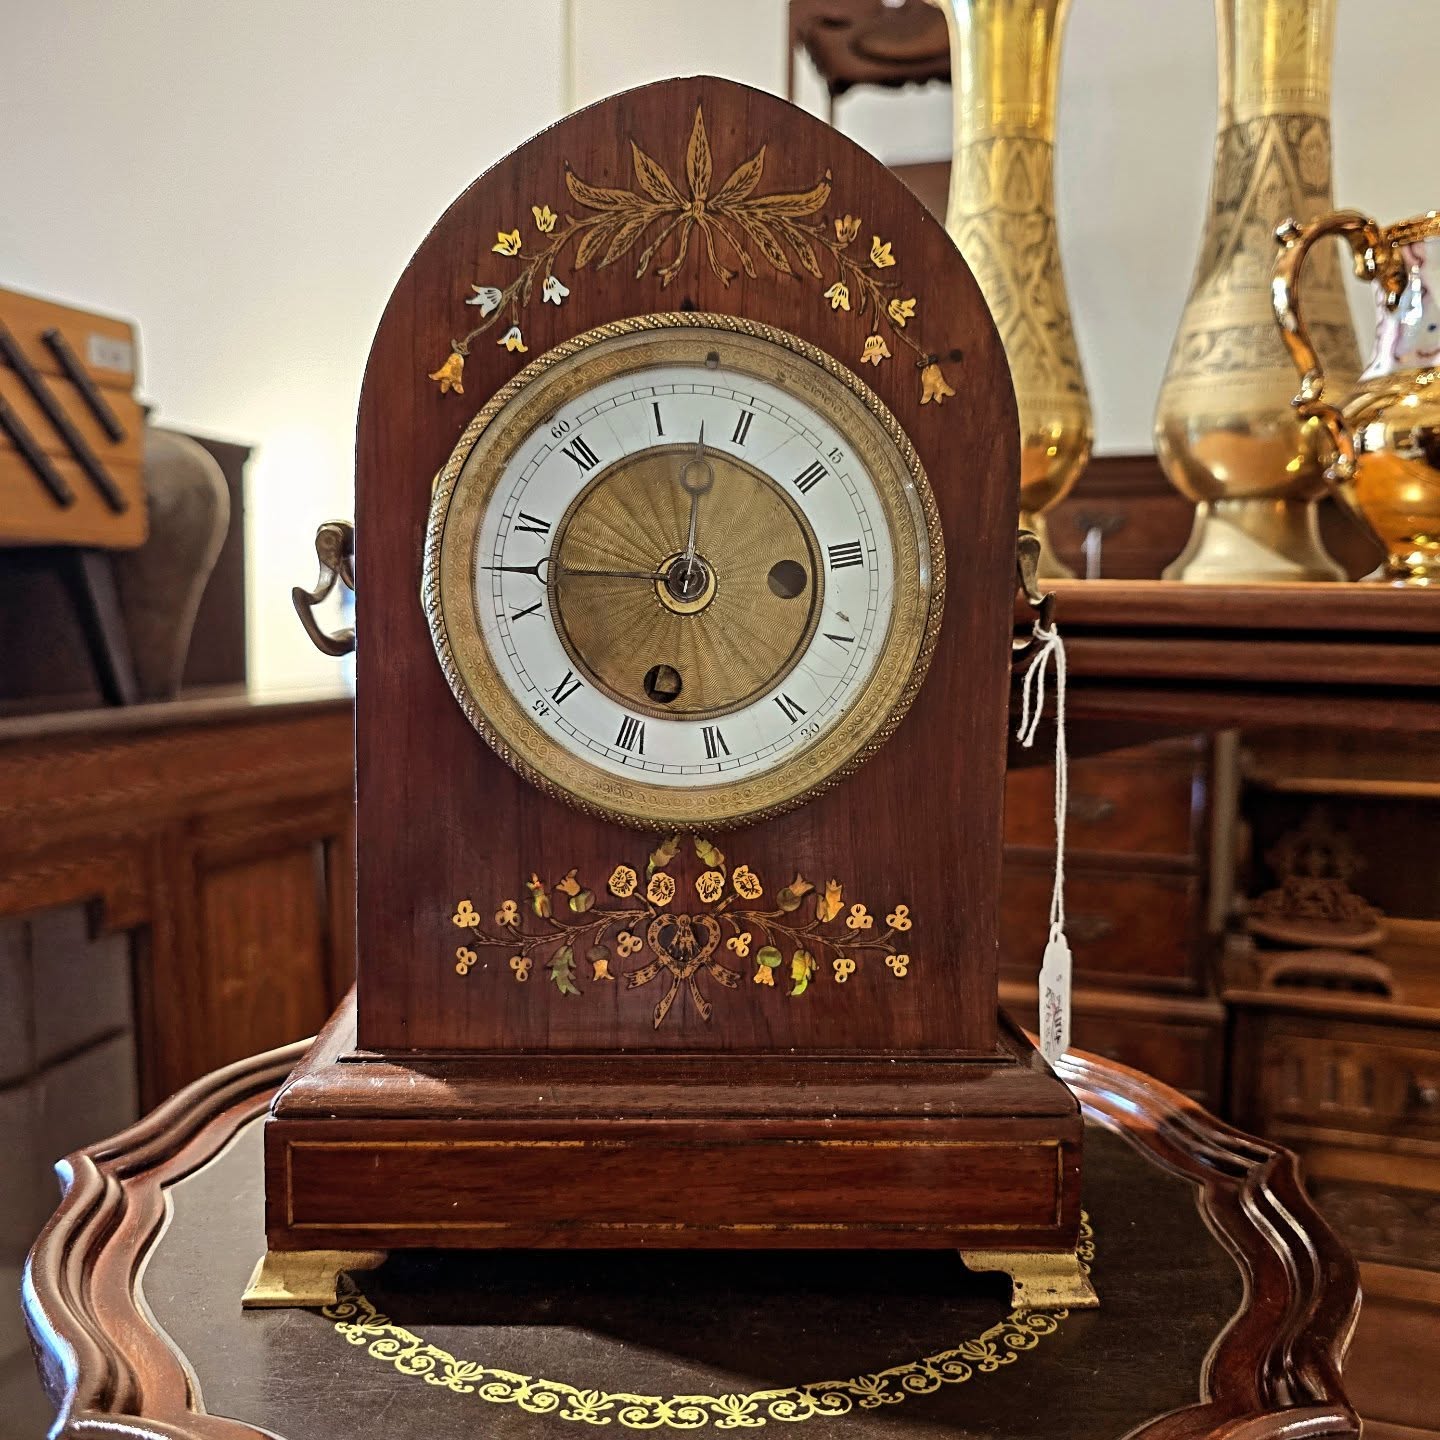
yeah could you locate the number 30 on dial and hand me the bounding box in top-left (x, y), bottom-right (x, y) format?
top-left (425, 315), bottom-right (945, 829)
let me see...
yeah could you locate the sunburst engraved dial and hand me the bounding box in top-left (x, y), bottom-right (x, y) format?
top-left (425, 315), bottom-right (945, 830)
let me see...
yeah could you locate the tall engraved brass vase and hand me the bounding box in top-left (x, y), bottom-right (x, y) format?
top-left (936, 0), bottom-right (1092, 578)
top-left (1155, 0), bottom-right (1361, 582)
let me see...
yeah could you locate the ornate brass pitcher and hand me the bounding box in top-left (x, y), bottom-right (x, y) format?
top-left (1275, 209), bottom-right (1440, 585)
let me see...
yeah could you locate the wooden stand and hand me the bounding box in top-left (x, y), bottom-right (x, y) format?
top-left (251, 994), bottom-right (1088, 1309)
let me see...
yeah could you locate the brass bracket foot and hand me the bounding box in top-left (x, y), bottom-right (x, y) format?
top-left (241, 1248), bottom-right (387, 1309)
top-left (958, 1248), bottom-right (1099, 1311)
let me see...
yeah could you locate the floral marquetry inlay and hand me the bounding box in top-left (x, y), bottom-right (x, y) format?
top-left (427, 106), bottom-right (957, 406)
top-left (449, 835), bottom-right (914, 1029)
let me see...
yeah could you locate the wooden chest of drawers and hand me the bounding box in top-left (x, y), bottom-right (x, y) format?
top-left (1000, 736), bottom-right (1223, 1103)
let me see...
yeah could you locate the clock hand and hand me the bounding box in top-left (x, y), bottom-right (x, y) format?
top-left (482, 557), bottom-right (552, 581)
top-left (483, 557), bottom-right (665, 582)
top-left (678, 422), bottom-right (716, 589)
top-left (557, 563), bottom-right (667, 581)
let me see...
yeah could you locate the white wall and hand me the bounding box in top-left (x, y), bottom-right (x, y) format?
top-left (1, 0), bottom-right (566, 693)
top-left (3, 1), bottom-right (1436, 690)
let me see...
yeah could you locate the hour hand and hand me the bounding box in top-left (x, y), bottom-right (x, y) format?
top-left (556, 562), bottom-right (665, 581)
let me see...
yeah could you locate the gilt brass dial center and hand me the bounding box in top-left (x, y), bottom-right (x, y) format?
top-left (657, 551), bottom-right (717, 613)
top-left (550, 444), bottom-right (822, 721)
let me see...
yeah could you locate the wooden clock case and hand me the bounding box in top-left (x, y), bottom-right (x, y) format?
top-left (249, 76), bottom-right (1089, 1311)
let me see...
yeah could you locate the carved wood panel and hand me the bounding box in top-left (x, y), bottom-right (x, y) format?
top-left (0, 697), bottom-right (355, 1106)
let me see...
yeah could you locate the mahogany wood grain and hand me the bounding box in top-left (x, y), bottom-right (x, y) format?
top-left (0, 693), bottom-right (354, 1104)
top-left (1047, 579), bottom-right (1440, 636)
top-left (1003, 739), bottom-right (1206, 859)
top-left (1001, 863), bottom-right (1203, 991)
top-left (352, 76), bottom-right (1020, 1057)
top-left (23, 1040), bottom-right (1361, 1440)
top-left (263, 993), bottom-right (1082, 1254)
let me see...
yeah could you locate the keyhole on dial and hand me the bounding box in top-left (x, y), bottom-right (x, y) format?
top-left (643, 664), bottom-right (684, 704)
top-left (766, 559), bottom-right (808, 599)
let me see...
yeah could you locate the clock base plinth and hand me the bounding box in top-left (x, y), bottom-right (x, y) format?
top-left (257, 995), bottom-right (1086, 1308)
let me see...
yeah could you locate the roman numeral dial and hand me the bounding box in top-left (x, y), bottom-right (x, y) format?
top-left (440, 325), bottom-right (939, 827)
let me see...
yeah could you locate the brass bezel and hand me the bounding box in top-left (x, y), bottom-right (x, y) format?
top-left (423, 312), bottom-right (945, 831)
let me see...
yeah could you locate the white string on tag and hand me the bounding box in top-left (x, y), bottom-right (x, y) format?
top-left (1016, 621), bottom-right (1071, 1067)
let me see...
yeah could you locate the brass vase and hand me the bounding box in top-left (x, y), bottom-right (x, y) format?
top-left (935, 0), bottom-right (1093, 578)
top-left (1155, 0), bottom-right (1361, 583)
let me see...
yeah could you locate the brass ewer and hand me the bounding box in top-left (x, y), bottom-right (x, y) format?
top-left (934, 0), bottom-right (1092, 577)
top-left (1275, 210), bottom-right (1440, 586)
top-left (1154, 0), bottom-right (1361, 583)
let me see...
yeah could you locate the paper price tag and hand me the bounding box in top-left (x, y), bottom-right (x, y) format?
top-left (86, 332), bottom-right (134, 375)
top-left (1038, 926), bottom-right (1072, 1067)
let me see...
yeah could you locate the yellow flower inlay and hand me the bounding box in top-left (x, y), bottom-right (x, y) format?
top-left (646, 871), bottom-right (676, 907)
top-left (531, 204), bottom-right (557, 233)
top-left (555, 869), bottom-right (582, 898)
top-left (753, 963), bottom-right (775, 986)
top-left (835, 214), bottom-right (862, 244)
top-left (870, 236), bottom-right (896, 268)
top-left (861, 334), bottom-right (890, 366)
top-left (493, 228), bottom-right (522, 256)
top-left (833, 956), bottom-right (856, 983)
top-left (451, 899), bottom-right (478, 928)
top-left (499, 325), bottom-right (528, 353)
top-left (509, 955), bottom-right (532, 981)
top-left (616, 930), bottom-right (644, 958)
top-left (590, 951), bottom-right (613, 981)
top-left (886, 952), bottom-right (911, 977)
top-left (429, 351), bottom-right (465, 395)
top-left (921, 362), bottom-right (956, 406)
top-left (732, 865), bottom-right (763, 901)
top-left (887, 296), bottom-right (917, 327)
top-left (455, 946), bottom-right (477, 976)
top-left (495, 900), bottom-right (519, 927)
top-left (845, 903), bottom-right (874, 932)
top-left (607, 865), bottom-right (638, 898)
top-left (815, 880), bottom-right (844, 924)
top-left (726, 931), bottom-right (752, 959)
top-left (696, 869), bottom-right (725, 904)
top-left (886, 904), bottom-right (913, 932)
top-left (823, 281), bottom-right (851, 311)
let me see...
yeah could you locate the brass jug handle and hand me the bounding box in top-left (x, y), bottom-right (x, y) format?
top-left (1012, 529), bottom-right (1055, 663)
top-left (293, 520), bottom-right (356, 657)
top-left (1273, 209), bottom-right (1402, 485)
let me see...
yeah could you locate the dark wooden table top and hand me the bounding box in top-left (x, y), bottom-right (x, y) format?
top-left (24, 1040), bottom-right (1360, 1439)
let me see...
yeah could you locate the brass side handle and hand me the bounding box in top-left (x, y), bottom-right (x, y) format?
top-left (1013, 528), bottom-right (1055, 663)
top-left (293, 520), bottom-right (356, 657)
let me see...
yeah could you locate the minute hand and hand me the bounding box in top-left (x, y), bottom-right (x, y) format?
top-left (679, 424), bottom-right (715, 575)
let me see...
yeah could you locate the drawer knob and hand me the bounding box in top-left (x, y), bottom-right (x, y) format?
top-left (1066, 793), bottom-right (1116, 824)
top-left (1068, 913), bottom-right (1115, 943)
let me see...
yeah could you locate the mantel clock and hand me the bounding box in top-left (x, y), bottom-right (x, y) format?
top-left (254, 76), bottom-right (1092, 1313)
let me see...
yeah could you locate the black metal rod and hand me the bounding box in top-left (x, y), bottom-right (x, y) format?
top-left (41, 326), bottom-right (127, 442)
top-left (0, 323), bottom-right (128, 512)
top-left (0, 391), bottom-right (74, 507)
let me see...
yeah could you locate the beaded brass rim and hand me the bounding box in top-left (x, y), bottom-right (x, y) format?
top-left (423, 312), bottom-right (945, 831)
